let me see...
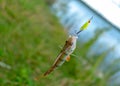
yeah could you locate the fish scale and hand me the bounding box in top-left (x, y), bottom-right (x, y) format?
top-left (43, 36), bottom-right (78, 76)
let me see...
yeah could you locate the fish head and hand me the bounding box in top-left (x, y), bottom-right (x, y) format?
top-left (68, 35), bottom-right (78, 45)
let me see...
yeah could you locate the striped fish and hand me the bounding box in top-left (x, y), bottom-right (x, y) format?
top-left (43, 35), bottom-right (78, 76)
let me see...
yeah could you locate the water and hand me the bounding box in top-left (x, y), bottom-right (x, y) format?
top-left (52, 0), bottom-right (120, 85)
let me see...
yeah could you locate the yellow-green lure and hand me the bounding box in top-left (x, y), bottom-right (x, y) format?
top-left (76, 16), bottom-right (93, 35)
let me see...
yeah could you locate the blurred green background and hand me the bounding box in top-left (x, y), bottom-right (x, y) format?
top-left (0, 0), bottom-right (120, 86)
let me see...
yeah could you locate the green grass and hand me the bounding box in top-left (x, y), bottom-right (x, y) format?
top-left (0, 0), bottom-right (68, 85)
top-left (0, 0), bottom-right (114, 86)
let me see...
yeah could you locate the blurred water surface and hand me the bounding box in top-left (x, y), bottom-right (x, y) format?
top-left (52, 0), bottom-right (120, 85)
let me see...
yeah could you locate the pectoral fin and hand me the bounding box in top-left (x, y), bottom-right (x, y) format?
top-left (66, 56), bottom-right (70, 62)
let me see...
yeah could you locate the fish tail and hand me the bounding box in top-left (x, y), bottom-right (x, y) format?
top-left (43, 66), bottom-right (55, 76)
top-left (34, 67), bottom-right (55, 80)
top-left (35, 66), bottom-right (55, 80)
top-left (34, 74), bottom-right (46, 81)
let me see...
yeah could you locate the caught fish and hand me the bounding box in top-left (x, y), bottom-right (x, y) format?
top-left (44, 35), bottom-right (78, 76)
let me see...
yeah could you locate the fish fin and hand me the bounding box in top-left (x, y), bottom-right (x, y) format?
top-left (66, 56), bottom-right (70, 62)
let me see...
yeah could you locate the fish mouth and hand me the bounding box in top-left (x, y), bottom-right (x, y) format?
top-left (72, 36), bottom-right (78, 40)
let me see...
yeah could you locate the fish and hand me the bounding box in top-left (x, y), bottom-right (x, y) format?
top-left (43, 35), bottom-right (78, 76)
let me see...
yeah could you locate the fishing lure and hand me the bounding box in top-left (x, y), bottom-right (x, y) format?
top-left (76, 16), bottom-right (93, 35)
top-left (43, 17), bottom-right (93, 77)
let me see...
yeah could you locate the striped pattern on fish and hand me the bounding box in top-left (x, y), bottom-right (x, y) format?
top-left (43, 35), bottom-right (78, 76)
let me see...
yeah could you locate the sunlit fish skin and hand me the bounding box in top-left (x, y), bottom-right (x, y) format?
top-left (44, 35), bottom-right (78, 76)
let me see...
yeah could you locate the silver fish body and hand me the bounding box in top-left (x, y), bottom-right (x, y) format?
top-left (44, 35), bottom-right (78, 76)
